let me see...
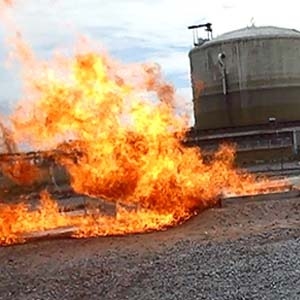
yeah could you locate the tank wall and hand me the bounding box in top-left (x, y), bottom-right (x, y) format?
top-left (190, 37), bottom-right (300, 129)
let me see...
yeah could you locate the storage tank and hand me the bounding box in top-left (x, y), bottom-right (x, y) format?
top-left (190, 25), bottom-right (300, 130)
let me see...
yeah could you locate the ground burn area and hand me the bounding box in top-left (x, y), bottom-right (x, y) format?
top-left (0, 195), bottom-right (300, 300)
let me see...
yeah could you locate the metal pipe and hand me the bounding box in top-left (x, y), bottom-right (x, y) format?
top-left (292, 130), bottom-right (298, 154)
top-left (218, 52), bottom-right (227, 95)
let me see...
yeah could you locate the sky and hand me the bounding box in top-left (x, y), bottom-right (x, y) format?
top-left (1, 0), bottom-right (300, 121)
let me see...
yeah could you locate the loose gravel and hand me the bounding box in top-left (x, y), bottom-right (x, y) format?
top-left (0, 197), bottom-right (300, 300)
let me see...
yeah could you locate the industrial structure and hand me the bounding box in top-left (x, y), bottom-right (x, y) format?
top-left (185, 24), bottom-right (300, 166)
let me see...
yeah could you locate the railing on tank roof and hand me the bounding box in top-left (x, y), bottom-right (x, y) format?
top-left (187, 23), bottom-right (213, 46)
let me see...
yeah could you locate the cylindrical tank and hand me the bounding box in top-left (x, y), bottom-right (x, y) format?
top-left (190, 26), bottom-right (300, 130)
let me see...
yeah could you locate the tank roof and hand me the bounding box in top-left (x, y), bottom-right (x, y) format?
top-left (191, 26), bottom-right (300, 50)
top-left (214, 26), bottom-right (300, 42)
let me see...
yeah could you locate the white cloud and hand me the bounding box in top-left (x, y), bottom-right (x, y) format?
top-left (1, 0), bottom-right (300, 119)
top-left (147, 51), bottom-right (190, 75)
top-left (7, 0), bottom-right (300, 56)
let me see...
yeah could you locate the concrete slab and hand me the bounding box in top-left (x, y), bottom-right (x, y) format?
top-left (222, 189), bottom-right (300, 206)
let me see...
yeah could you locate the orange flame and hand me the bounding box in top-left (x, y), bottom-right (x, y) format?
top-left (11, 52), bottom-right (256, 212)
top-left (0, 191), bottom-right (180, 246)
top-left (0, 156), bottom-right (40, 185)
top-left (0, 191), bottom-right (71, 245)
top-left (0, 6), bottom-right (272, 246)
top-left (0, 49), bottom-right (259, 245)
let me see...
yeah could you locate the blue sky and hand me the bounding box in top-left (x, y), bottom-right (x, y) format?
top-left (1, 0), bottom-right (300, 119)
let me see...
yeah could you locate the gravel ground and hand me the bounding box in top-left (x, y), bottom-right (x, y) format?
top-left (0, 196), bottom-right (300, 300)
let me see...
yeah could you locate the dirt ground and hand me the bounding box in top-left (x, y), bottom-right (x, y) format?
top-left (0, 195), bottom-right (300, 300)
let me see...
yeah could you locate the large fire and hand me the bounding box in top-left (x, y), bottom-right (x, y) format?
top-left (0, 1), bottom-right (274, 246)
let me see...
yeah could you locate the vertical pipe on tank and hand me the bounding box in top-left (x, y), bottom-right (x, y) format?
top-left (218, 52), bottom-right (233, 126)
top-left (236, 44), bottom-right (243, 91)
top-left (218, 53), bottom-right (227, 95)
top-left (292, 130), bottom-right (298, 154)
